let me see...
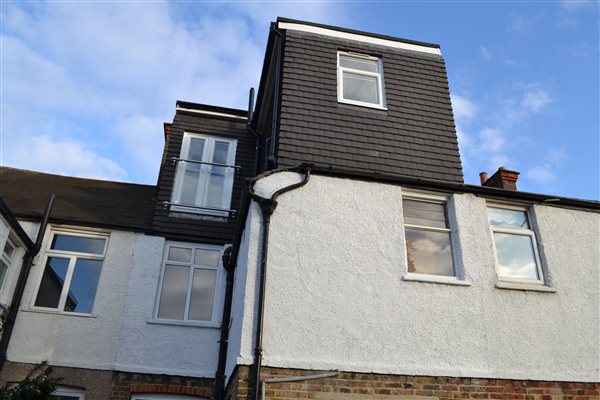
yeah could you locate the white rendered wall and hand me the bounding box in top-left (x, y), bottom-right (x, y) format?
top-left (114, 236), bottom-right (228, 377)
top-left (8, 222), bottom-right (226, 377)
top-left (230, 172), bottom-right (599, 382)
top-left (9, 224), bottom-right (137, 370)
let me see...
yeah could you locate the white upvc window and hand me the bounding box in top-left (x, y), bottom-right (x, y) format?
top-left (171, 133), bottom-right (237, 216)
top-left (33, 230), bottom-right (108, 315)
top-left (0, 236), bottom-right (16, 292)
top-left (402, 192), bottom-right (456, 278)
top-left (51, 386), bottom-right (85, 399)
top-left (487, 204), bottom-right (544, 284)
top-left (337, 51), bottom-right (386, 109)
top-left (155, 242), bottom-right (221, 323)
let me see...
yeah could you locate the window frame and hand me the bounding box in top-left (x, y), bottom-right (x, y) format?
top-left (337, 51), bottom-right (386, 110)
top-left (31, 229), bottom-right (109, 316)
top-left (153, 242), bottom-right (223, 327)
top-left (401, 191), bottom-right (467, 285)
top-left (170, 132), bottom-right (238, 216)
top-left (487, 203), bottom-right (545, 286)
top-left (51, 386), bottom-right (85, 399)
top-left (0, 236), bottom-right (16, 292)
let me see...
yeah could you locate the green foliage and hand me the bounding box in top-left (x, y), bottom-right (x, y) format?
top-left (0, 362), bottom-right (61, 400)
top-left (0, 306), bottom-right (10, 336)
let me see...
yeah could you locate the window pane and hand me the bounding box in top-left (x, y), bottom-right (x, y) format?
top-left (403, 199), bottom-right (448, 229)
top-left (340, 55), bottom-right (379, 72)
top-left (188, 268), bottom-right (217, 321)
top-left (187, 138), bottom-right (205, 161)
top-left (487, 208), bottom-right (529, 229)
top-left (343, 73), bottom-right (379, 104)
top-left (35, 257), bottom-right (70, 308)
top-left (3, 240), bottom-right (14, 258)
top-left (195, 249), bottom-right (220, 267)
top-left (51, 235), bottom-right (106, 255)
top-left (0, 260), bottom-right (8, 289)
top-left (157, 265), bottom-right (189, 320)
top-left (405, 228), bottom-right (454, 276)
top-left (493, 232), bottom-right (539, 280)
top-left (213, 141), bottom-right (229, 164)
top-left (63, 259), bottom-right (102, 313)
top-left (206, 166), bottom-right (226, 207)
top-left (168, 247), bottom-right (192, 263)
top-left (179, 163), bottom-right (201, 205)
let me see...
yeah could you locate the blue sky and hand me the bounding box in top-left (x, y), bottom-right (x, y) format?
top-left (1, 1), bottom-right (598, 200)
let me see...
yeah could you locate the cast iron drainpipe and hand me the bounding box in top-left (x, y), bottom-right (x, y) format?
top-left (261, 371), bottom-right (338, 400)
top-left (0, 194), bottom-right (55, 367)
top-left (249, 165), bottom-right (311, 400)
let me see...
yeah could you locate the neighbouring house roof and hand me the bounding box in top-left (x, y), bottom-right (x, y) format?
top-left (0, 167), bottom-right (156, 232)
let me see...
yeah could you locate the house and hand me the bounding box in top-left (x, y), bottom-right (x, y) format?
top-left (1, 17), bottom-right (598, 400)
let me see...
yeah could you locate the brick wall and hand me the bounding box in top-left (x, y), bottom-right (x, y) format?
top-left (109, 370), bottom-right (215, 399)
top-left (228, 366), bottom-right (599, 400)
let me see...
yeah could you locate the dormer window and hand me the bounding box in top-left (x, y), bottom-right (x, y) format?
top-left (338, 52), bottom-right (386, 109)
top-left (171, 133), bottom-right (237, 216)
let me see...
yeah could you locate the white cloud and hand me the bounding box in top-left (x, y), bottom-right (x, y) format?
top-left (561, 0), bottom-right (595, 12)
top-left (1, 2), bottom-right (354, 183)
top-left (521, 90), bottom-right (552, 112)
top-left (526, 165), bottom-right (557, 184)
top-left (479, 128), bottom-right (506, 153)
top-left (5, 135), bottom-right (127, 181)
top-left (450, 94), bottom-right (478, 122)
top-left (479, 46), bottom-right (492, 62)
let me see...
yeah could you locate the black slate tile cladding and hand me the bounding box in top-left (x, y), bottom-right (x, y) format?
top-left (0, 167), bottom-right (156, 231)
top-left (276, 30), bottom-right (463, 183)
top-left (152, 111), bottom-right (255, 244)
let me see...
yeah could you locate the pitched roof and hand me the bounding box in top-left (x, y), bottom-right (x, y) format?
top-left (0, 167), bottom-right (156, 231)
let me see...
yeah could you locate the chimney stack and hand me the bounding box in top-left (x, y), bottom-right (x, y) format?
top-left (480, 166), bottom-right (520, 191)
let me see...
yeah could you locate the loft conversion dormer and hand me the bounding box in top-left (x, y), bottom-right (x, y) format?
top-left (153, 101), bottom-right (255, 244)
top-left (251, 17), bottom-right (463, 183)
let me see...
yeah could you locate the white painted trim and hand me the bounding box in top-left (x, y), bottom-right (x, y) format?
top-left (486, 203), bottom-right (546, 285)
top-left (154, 241), bottom-right (224, 324)
top-left (53, 386), bottom-right (85, 399)
top-left (30, 229), bottom-right (109, 315)
top-left (278, 21), bottom-right (442, 56)
top-left (175, 105), bottom-right (247, 121)
top-left (337, 51), bottom-right (386, 109)
top-left (495, 282), bottom-right (557, 293)
top-left (146, 318), bottom-right (220, 329)
top-left (402, 273), bottom-right (471, 286)
top-left (171, 133), bottom-right (237, 217)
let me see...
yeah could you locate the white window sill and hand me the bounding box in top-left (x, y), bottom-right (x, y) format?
top-left (338, 99), bottom-right (388, 111)
top-left (23, 308), bottom-right (97, 318)
top-left (402, 273), bottom-right (471, 286)
top-left (147, 318), bottom-right (220, 329)
top-left (495, 282), bottom-right (557, 293)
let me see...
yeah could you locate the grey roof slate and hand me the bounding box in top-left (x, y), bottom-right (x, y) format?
top-left (0, 167), bottom-right (156, 231)
top-left (274, 29), bottom-right (464, 183)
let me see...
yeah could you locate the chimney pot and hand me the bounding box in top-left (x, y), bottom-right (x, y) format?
top-left (479, 172), bottom-right (488, 185)
top-left (482, 166), bottom-right (520, 191)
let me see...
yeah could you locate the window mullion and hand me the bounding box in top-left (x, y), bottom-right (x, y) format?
top-left (183, 264), bottom-right (194, 320)
top-left (57, 255), bottom-right (77, 312)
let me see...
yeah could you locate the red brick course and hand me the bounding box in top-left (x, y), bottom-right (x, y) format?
top-left (227, 366), bottom-right (599, 400)
top-left (109, 370), bottom-right (214, 399)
